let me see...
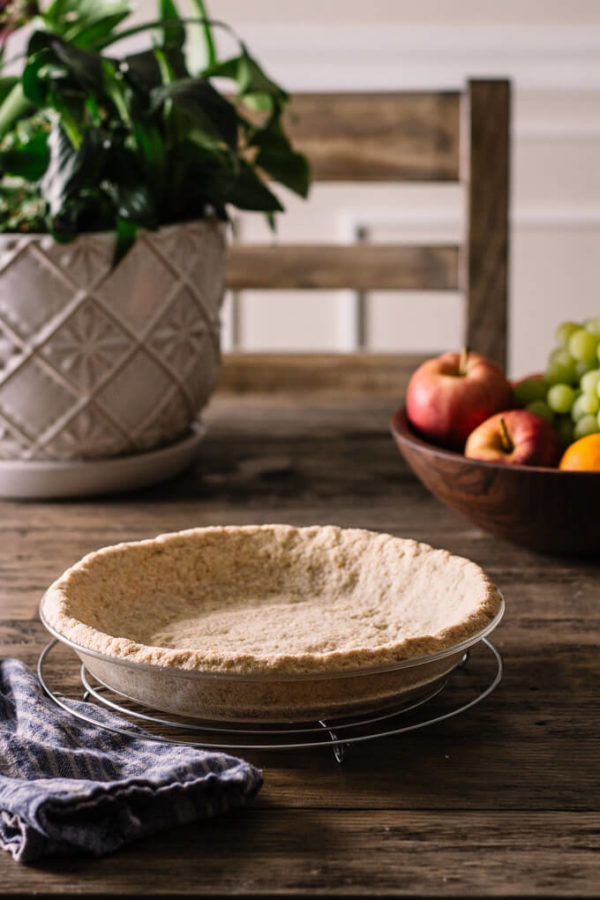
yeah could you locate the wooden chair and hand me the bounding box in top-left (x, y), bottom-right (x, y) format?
top-left (222, 80), bottom-right (510, 397)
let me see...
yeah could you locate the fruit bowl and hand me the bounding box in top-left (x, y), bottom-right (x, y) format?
top-left (391, 407), bottom-right (600, 555)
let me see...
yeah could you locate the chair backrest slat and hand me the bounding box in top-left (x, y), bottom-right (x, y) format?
top-left (220, 352), bottom-right (427, 396)
top-left (284, 92), bottom-right (461, 182)
top-left (226, 245), bottom-right (459, 292)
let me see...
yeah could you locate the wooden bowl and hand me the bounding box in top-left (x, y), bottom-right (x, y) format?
top-left (390, 407), bottom-right (600, 556)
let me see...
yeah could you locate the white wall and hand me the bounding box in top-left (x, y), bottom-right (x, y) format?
top-left (169, 0), bottom-right (600, 26)
top-left (138, 1), bottom-right (600, 377)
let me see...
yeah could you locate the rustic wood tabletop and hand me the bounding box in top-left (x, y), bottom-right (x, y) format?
top-left (1, 390), bottom-right (598, 898)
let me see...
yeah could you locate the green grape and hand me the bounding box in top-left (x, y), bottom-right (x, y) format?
top-left (572, 392), bottom-right (600, 422)
top-left (513, 376), bottom-right (547, 406)
top-left (526, 400), bottom-right (554, 422)
top-left (573, 414), bottom-right (600, 440)
top-left (554, 414), bottom-right (574, 447)
top-left (568, 328), bottom-right (600, 367)
top-left (584, 316), bottom-right (600, 336)
top-left (575, 359), bottom-right (593, 378)
top-left (547, 383), bottom-right (576, 413)
top-left (555, 321), bottom-right (581, 346)
top-left (545, 348), bottom-right (578, 385)
top-left (580, 369), bottom-right (600, 396)
top-left (549, 346), bottom-right (568, 363)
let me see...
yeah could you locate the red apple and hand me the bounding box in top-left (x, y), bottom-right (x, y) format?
top-left (405, 350), bottom-right (513, 450)
top-left (464, 410), bottom-right (560, 467)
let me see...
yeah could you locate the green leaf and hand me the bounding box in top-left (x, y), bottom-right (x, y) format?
top-left (236, 44), bottom-right (287, 111)
top-left (133, 118), bottom-right (166, 169)
top-left (237, 46), bottom-right (285, 98)
top-left (101, 59), bottom-right (133, 128)
top-left (225, 160), bottom-right (283, 212)
top-left (46, 94), bottom-right (83, 149)
top-left (204, 47), bottom-right (288, 113)
top-left (47, 37), bottom-right (104, 93)
top-left (241, 94), bottom-right (276, 114)
top-left (66, 11), bottom-right (133, 50)
top-left (22, 50), bottom-right (53, 107)
top-left (152, 78), bottom-right (237, 150)
top-left (112, 216), bottom-right (138, 267)
top-left (42, 124), bottom-right (107, 219)
top-left (188, 0), bottom-right (217, 68)
top-left (152, 48), bottom-right (186, 145)
top-left (0, 132), bottom-right (50, 181)
top-left (115, 183), bottom-right (155, 224)
top-left (43, 0), bottom-right (132, 49)
top-left (255, 145), bottom-right (310, 198)
top-left (154, 47), bottom-right (177, 86)
top-left (202, 56), bottom-right (239, 80)
top-left (43, 0), bottom-right (76, 20)
top-left (158, 0), bottom-right (185, 50)
top-left (100, 143), bottom-right (158, 228)
top-left (0, 83), bottom-right (34, 138)
top-left (1, 6), bottom-right (310, 252)
top-left (0, 77), bottom-right (19, 106)
top-left (26, 32), bottom-right (104, 95)
top-left (84, 94), bottom-right (102, 126)
top-left (251, 117), bottom-right (311, 198)
top-left (92, 15), bottom-right (233, 54)
top-left (122, 48), bottom-right (188, 91)
top-left (41, 121), bottom-right (83, 218)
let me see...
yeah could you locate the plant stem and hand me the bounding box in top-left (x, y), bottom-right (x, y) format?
top-left (499, 416), bottom-right (513, 454)
top-left (94, 17), bottom-right (232, 53)
top-left (458, 346), bottom-right (469, 376)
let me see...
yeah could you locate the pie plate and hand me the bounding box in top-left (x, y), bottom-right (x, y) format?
top-left (39, 525), bottom-right (505, 723)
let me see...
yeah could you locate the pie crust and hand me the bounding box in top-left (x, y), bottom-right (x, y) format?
top-left (41, 525), bottom-right (503, 720)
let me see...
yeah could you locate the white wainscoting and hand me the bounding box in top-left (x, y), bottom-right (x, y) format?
top-left (223, 24), bottom-right (600, 91)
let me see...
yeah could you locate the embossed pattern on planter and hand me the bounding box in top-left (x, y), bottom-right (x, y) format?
top-left (0, 221), bottom-right (225, 460)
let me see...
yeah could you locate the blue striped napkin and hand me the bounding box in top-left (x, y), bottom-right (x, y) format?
top-left (0, 658), bottom-right (263, 863)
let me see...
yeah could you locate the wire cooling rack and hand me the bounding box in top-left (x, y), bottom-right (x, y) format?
top-left (38, 638), bottom-right (502, 763)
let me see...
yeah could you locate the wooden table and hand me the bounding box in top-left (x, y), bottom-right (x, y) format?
top-left (1, 392), bottom-right (598, 898)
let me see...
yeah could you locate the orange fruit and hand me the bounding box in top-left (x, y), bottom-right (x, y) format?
top-left (559, 433), bottom-right (600, 471)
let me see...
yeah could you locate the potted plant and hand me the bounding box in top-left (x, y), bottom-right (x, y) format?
top-left (0, 0), bottom-right (309, 496)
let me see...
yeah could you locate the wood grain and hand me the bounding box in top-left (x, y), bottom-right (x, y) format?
top-left (283, 91), bottom-right (461, 182)
top-left (1, 393), bottom-right (597, 897)
top-left (226, 245), bottom-right (459, 291)
top-left (218, 353), bottom-right (425, 396)
top-left (3, 813), bottom-right (598, 897)
top-left (462, 80), bottom-right (510, 368)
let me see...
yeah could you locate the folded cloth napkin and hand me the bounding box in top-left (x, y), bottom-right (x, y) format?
top-left (0, 658), bottom-right (263, 863)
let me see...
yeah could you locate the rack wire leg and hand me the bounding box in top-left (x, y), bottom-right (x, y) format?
top-left (319, 720), bottom-right (349, 764)
top-left (458, 649), bottom-right (471, 670)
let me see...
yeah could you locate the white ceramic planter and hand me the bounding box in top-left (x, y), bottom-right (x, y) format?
top-left (0, 220), bottom-right (225, 467)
